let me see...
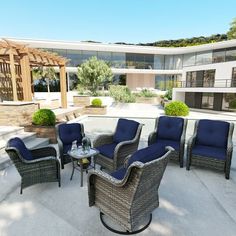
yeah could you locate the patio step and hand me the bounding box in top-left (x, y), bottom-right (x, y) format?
top-left (0, 128), bottom-right (50, 170)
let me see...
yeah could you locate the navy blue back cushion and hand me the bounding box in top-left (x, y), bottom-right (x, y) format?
top-left (8, 137), bottom-right (33, 161)
top-left (111, 143), bottom-right (167, 180)
top-left (128, 143), bottom-right (167, 166)
top-left (113, 118), bottom-right (140, 143)
top-left (59, 123), bottom-right (83, 145)
top-left (196, 119), bottom-right (229, 148)
top-left (157, 116), bottom-right (184, 141)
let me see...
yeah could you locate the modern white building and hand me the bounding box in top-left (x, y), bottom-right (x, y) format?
top-left (6, 38), bottom-right (236, 111)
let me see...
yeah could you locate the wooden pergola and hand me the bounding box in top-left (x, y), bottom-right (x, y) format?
top-left (0, 39), bottom-right (68, 108)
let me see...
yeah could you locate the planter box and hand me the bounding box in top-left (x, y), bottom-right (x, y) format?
top-left (24, 124), bottom-right (61, 144)
top-left (0, 102), bottom-right (39, 126)
top-left (135, 97), bottom-right (160, 104)
top-left (83, 106), bottom-right (107, 115)
top-left (73, 95), bottom-right (90, 107)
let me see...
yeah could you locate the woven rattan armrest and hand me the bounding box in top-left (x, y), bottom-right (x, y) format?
top-left (148, 131), bottom-right (157, 146)
top-left (93, 133), bottom-right (114, 148)
top-left (30, 146), bottom-right (57, 158)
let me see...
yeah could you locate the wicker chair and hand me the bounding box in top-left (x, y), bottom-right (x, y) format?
top-left (5, 137), bottom-right (60, 194)
top-left (186, 119), bottom-right (234, 179)
top-left (88, 145), bottom-right (173, 234)
top-left (93, 118), bottom-right (143, 172)
top-left (148, 116), bottom-right (187, 167)
top-left (56, 123), bottom-right (85, 169)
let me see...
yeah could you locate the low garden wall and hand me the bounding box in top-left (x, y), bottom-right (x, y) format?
top-left (0, 102), bottom-right (39, 126)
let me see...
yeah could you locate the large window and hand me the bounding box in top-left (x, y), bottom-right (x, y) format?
top-left (212, 50), bottom-right (225, 63)
top-left (183, 53), bottom-right (196, 67)
top-left (126, 53), bottom-right (154, 69)
top-left (154, 55), bottom-right (165, 69)
top-left (196, 51), bottom-right (212, 65)
top-left (203, 70), bottom-right (215, 87)
top-left (202, 93), bottom-right (214, 109)
top-left (222, 93), bottom-right (236, 111)
top-left (111, 52), bottom-right (126, 68)
top-left (186, 70), bottom-right (215, 87)
top-left (226, 48), bottom-right (236, 62)
top-left (155, 75), bottom-right (180, 90)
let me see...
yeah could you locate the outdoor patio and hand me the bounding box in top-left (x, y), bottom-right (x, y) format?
top-left (1, 109), bottom-right (236, 236)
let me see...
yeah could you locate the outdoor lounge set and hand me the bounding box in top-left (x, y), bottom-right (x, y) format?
top-left (5, 116), bottom-right (234, 234)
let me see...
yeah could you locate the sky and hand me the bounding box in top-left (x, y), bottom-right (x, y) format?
top-left (1, 0), bottom-right (236, 44)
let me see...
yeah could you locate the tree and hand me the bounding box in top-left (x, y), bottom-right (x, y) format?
top-left (32, 67), bottom-right (57, 93)
top-left (77, 56), bottom-right (113, 95)
top-left (227, 18), bottom-right (236, 39)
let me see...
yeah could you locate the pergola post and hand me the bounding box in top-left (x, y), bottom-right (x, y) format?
top-left (59, 65), bottom-right (67, 108)
top-left (9, 49), bottom-right (18, 101)
top-left (20, 54), bottom-right (32, 101)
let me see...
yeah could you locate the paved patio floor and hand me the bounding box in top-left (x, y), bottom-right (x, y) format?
top-left (1, 105), bottom-right (236, 236)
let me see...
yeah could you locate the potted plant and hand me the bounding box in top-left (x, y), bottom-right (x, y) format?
top-left (83, 98), bottom-right (107, 115)
top-left (24, 109), bottom-right (60, 143)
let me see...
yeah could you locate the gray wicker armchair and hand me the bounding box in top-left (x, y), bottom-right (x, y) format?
top-left (93, 118), bottom-right (143, 172)
top-left (5, 137), bottom-right (60, 194)
top-left (148, 116), bottom-right (187, 167)
top-left (186, 119), bottom-right (234, 179)
top-left (88, 146), bottom-right (173, 234)
top-left (56, 123), bottom-right (85, 169)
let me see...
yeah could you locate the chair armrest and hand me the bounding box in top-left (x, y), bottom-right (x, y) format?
top-left (30, 146), bottom-right (57, 158)
top-left (93, 133), bottom-right (114, 148)
top-left (148, 131), bottom-right (157, 146)
top-left (187, 134), bottom-right (197, 155)
top-left (23, 155), bottom-right (59, 164)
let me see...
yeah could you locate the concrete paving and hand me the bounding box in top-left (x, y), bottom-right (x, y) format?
top-left (1, 104), bottom-right (236, 236)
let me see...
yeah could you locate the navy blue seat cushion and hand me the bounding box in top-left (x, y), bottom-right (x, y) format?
top-left (113, 118), bottom-right (140, 144)
top-left (8, 137), bottom-right (33, 161)
top-left (111, 143), bottom-right (167, 180)
top-left (192, 145), bottom-right (226, 160)
top-left (111, 167), bottom-right (127, 180)
top-left (156, 139), bottom-right (180, 151)
top-left (157, 116), bottom-right (184, 142)
top-left (196, 119), bottom-right (229, 148)
top-left (59, 123), bottom-right (83, 145)
top-left (96, 143), bottom-right (117, 159)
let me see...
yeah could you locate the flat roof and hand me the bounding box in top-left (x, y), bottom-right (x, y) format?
top-left (2, 37), bottom-right (236, 55)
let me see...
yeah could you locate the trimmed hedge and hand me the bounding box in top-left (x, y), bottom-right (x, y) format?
top-left (91, 98), bottom-right (102, 107)
top-left (164, 101), bottom-right (189, 116)
top-left (32, 109), bottom-right (56, 126)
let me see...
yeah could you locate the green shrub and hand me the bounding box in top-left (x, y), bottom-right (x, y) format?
top-left (164, 89), bottom-right (172, 100)
top-left (109, 85), bottom-right (136, 103)
top-left (164, 101), bottom-right (189, 117)
top-left (91, 98), bottom-right (102, 107)
top-left (32, 109), bottom-right (56, 126)
top-left (229, 99), bottom-right (236, 109)
top-left (139, 89), bottom-right (156, 98)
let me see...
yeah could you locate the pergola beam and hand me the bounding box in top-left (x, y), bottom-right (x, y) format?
top-left (9, 49), bottom-right (18, 101)
top-left (0, 39), bottom-right (68, 108)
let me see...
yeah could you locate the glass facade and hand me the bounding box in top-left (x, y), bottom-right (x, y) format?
top-left (41, 45), bottom-right (236, 70)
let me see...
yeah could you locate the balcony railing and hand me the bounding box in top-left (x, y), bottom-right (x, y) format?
top-left (177, 79), bottom-right (236, 88)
